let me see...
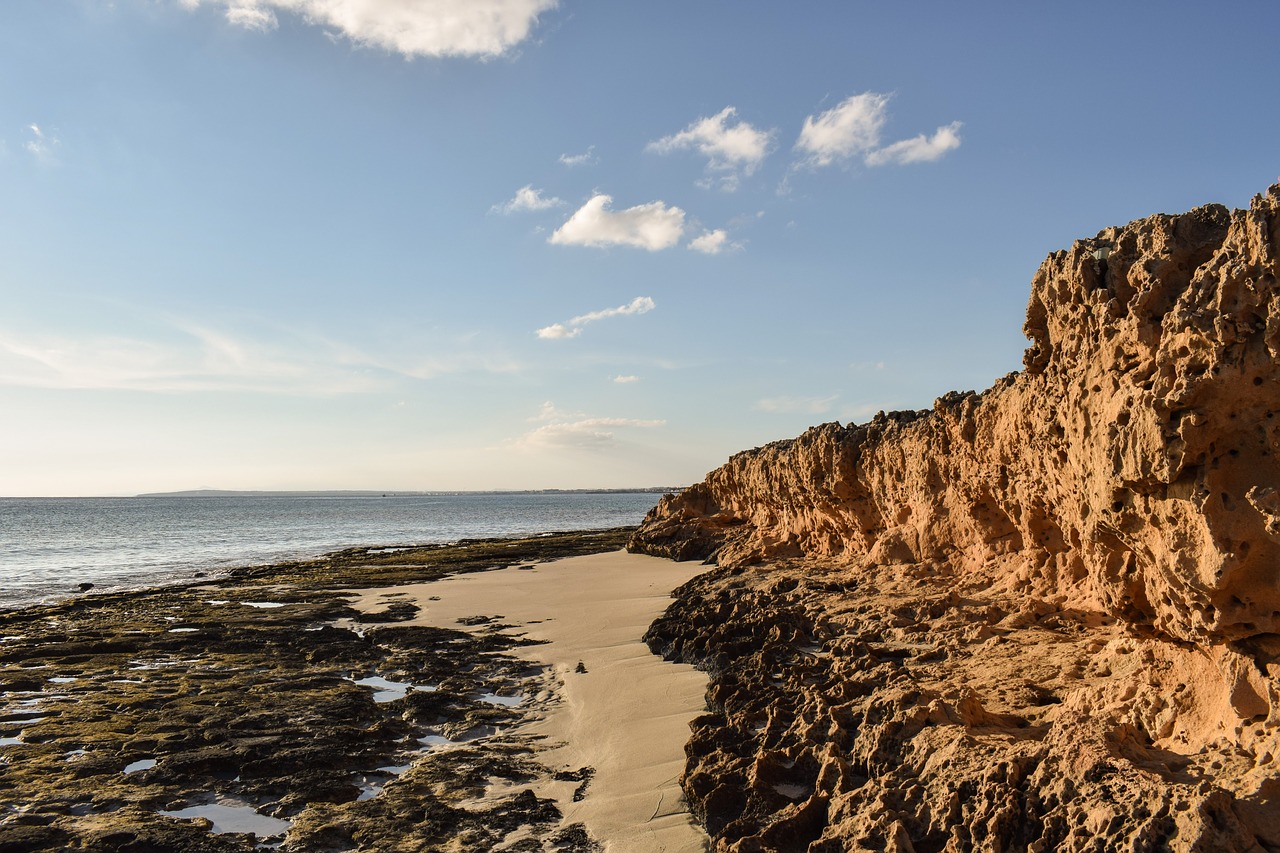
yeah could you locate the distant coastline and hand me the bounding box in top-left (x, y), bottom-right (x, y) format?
top-left (135, 487), bottom-right (683, 498)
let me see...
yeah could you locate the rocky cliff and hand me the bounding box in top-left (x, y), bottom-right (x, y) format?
top-left (633, 185), bottom-right (1280, 851)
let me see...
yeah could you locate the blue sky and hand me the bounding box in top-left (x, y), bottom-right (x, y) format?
top-left (2, 1), bottom-right (1277, 495)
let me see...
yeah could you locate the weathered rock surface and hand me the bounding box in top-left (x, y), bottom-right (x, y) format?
top-left (633, 186), bottom-right (1280, 851)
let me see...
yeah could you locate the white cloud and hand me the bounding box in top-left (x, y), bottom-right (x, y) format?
top-left (180, 0), bottom-right (558, 59)
top-left (491, 184), bottom-right (562, 214)
top-left (518, 416), bottom-right (665, 449)
top-left (612, 374), bottom-right (640, 384)
top-left (535, 323), bottom-right (578, 340)
top-left (225, 1), bottom-right (277, 30)
top-left (688, 228), bottom-right (741, 255)
top-left (865, 121), bottom-right (962, 166)
top-left (795, 92), bottom-right (962, 169)
top-left (754, 394), bottom-right (839, 414)
top-left (648, 107), bottom-right (773, 189)
top-left (559, 146), bottom-right (596, 167)
top-left (24, 124), bottom-right (60, 163)
top-left (549, 195), bottom-right (685, 251)
top-left (537, 296), bottom-right (655, 339)
top-left (795, 93), bottom-right (890, 167)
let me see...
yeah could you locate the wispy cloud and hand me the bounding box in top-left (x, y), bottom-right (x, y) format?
top-left (794, 92), bottom-right (961, 169)
top-left (24, 124), bottom-right (60, 163)
top-left (0, 321), bottom-right (518, 394)
top-left (688, 228), bottom-right (741, 255)
top-left (648, 107), bottom-right (773, 191)
top-left (537, 296), bottom-right (655, 340)
top-left (491, 184), bottom-right (563, 214)
top-left (224, 1), bottom-right (277, 31)
top-left (612, 374), bottom-right (640, 384)
top-left (559, 146), bottom-right (596, 167)
top-left (754, 394), bottom-right (839, 414)
top-left (865, 121), bottom-right (962, 166)
top-left (530, 400), bottom-right (581, 421)
top-left (549, 195), bottom-right (685, 251)
top-left (179, 0), bottom-right (558, 59)
top-left (516, 413), bottom-right (666, 449)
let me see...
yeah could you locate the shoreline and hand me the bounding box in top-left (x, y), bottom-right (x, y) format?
top-left (343, 551), bottom-right (710, 851)
top-left (0, 529), bottom-right (708, 851)
top-left (0, 521), bottom-right (654, 613)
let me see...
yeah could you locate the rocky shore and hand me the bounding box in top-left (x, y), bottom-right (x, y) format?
top-left (10, 184), bottom-right (1280, 852)
top-left (632, 185), bottom-right (1280, 851)
top-left (0, 529), bottom-right (654, 852)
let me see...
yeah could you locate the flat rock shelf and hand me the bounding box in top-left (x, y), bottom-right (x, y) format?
top-left (0, 528), bottom-right (709, 852)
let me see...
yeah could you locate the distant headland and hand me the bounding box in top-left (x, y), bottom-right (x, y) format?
top-left (137, 487), bottom-right (682, 498)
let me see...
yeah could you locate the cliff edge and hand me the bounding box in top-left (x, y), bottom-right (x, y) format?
top-left (633, 185), bottom-right (1280, 851)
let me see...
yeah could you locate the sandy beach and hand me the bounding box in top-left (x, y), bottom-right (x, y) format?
top-left (343, 549), bottom-right (712, 852)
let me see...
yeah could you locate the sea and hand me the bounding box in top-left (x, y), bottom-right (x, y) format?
top-left (0, 492), bottom-right (663, 610)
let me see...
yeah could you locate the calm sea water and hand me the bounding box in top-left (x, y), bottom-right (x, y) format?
top-left (0, 493), bottom-right (661, 609)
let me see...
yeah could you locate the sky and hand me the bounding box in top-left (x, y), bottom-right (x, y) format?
top-left (2, 1), bottom-right (1278, 496)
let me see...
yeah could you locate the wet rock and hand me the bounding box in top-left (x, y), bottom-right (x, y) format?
top-left (0, 530), bottom-right (631, 851)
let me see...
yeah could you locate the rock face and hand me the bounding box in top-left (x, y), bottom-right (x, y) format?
top-left (633, 186), bottom-right (1280, 851)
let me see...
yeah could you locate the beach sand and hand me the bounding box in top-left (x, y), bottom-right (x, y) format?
top-left (344, 549), bottom-right (712, 852)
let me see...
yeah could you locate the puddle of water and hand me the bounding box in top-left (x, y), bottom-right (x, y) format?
top-left (376, 763), bottom-right (412, 775)
top-left (241, 602), bottom-right (289, 609)
top-left (64, 749), bottom-right (88, 760)
top-left (206, 600), bottom-right (230, 605)
top-left (418, 735), bottom-right (455, 749)
top-left (168, 628), bottom-right (200, 633)
top-left (48, 677), bottom-right (77, 684)
top-left (123, 758), bottom-right (157, 774)
top-left (353, 763), bottom-right (413, 801)
top-left (0, 737), bottom-right (23, 747)
top-left (349, 676), bottom-right (436, 703)
top-left (478, 693), bottom-right (523, 708)
top-left (159, 800), bottom-right (291, 837)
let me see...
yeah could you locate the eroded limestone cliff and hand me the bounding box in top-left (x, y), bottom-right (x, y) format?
top-left (633, 185), bottom-right (1280, 851)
